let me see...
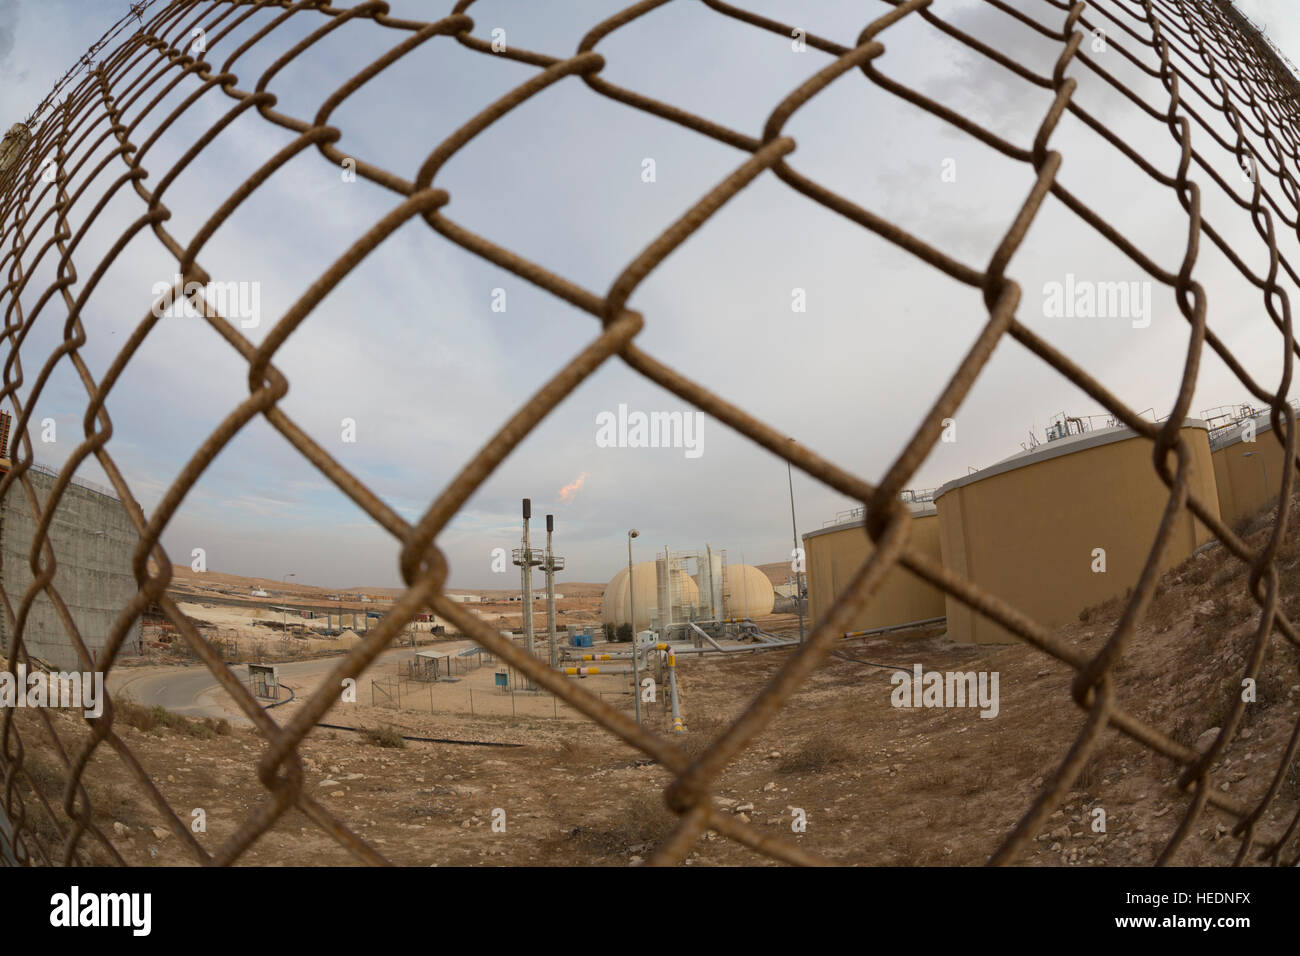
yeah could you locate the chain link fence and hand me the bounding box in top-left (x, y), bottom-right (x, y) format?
top-left (1, 0), bottom-right (1299, 866)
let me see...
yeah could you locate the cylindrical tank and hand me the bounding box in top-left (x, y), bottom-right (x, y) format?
top-left (723, 564), bottom-right (775, 619)
top-left (602, 561), bottom-right (699, 633)
top-left (1210, 411), bottom-right (1285, 529)
top-left (802, 502), bottom-right (945, 634)
top-left (935, 421), bottom-right (1219, 644)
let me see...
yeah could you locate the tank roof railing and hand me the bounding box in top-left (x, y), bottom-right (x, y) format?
top-left (821, 489), bottom-right (936, 527)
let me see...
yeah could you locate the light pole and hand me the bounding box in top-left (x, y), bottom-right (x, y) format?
top-left (282, 573), bottom-right (294, 643)
top-left (1244, 451), bottom-right (1270, 505)
top-left (787, 439), bottom-right (806, 644)
top-left (627, 529), bottom-right (641, 724)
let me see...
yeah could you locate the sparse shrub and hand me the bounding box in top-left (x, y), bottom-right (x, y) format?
top-left (777, 734), bottom-right (852, 774)
top-left (1076, 749), bottom-right (1108, 791)
top-left (556, 738), bottom-right (594, 765)
top-left (112, 696), bottom-right (158, 733)
top-left (92, 782), bottom-right (146, 826)
top-left (915, 764), bottom-right (959, 792)
top-left (361, 724), bottom-right (406, 749)
top-left (563, 790), bottom-right (673, 856)
top-left (21, 753), bottom-right (64, 798)
top-left (961, 768), bottom-right (995, 796)
top-left (113, 696), bottom-right (235, 739)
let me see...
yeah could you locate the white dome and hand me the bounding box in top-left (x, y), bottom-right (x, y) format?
top-left (724, 564), bottom-right (775, 619)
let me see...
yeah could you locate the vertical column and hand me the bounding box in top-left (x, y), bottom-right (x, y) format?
top-left (521, 498), bottom-right (535, 689)
top-left (546, 514), bottom-right (557, 670)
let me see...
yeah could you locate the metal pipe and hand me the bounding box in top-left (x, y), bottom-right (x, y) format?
top-left (628, 529), bottom-right (641, 724)
top-left (686, 621), bottom-right (798, 653)
top-left (545, 513), bottom-right (557, 670)
top-left (521, 498), bottom-right (535, 688)
top-left (840, 616), bottom-right (946, 640)
top-left (559, 665), bottom-right (633, 676)
top-left (666, 647), bottom-right (683, 734)
top-left (787, 440), bottom-right (805, 644)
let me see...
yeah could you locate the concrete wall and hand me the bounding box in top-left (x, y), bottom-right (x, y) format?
top-left (935, 424), bottom-right (1219, 644)
top-left (803, 508), bottom-right (945, 634)
top-left (0, 469), bottom-right (141, 669)
top-left (1211, 414), bottom-right (1288, 528)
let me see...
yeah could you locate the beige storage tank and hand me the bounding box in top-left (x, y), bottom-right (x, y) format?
top-left (935, 421), bottom-right (1219, 644)
top-left (802, 501), bottom-right (945, 634)
top-left (602, 561), bottom-right (699, 633)
top-left (1210, 410), bottom-right (1286, 529)
top-left (723, 564), bottom-right (775, 619)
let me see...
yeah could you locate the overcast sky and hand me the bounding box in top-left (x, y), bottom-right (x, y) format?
top-left (2, 0), bottom-right (1299, 589)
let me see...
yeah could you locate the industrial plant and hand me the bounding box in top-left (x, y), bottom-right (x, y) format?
top-left (5, 0), bottom-right (1300, 890)
top-left (802, 406), bottom-right (1286, 646)
top-left (469, 399), bottom-right (1292, 735)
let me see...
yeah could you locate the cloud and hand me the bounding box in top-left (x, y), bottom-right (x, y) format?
top-left (2, 0), bottom-right (1299, 592)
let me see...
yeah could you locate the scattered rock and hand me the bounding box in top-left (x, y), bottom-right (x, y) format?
top-left (151, 827), bottom-right (170, 841)
top-left (1196, 727), bottom-right (1221, 752)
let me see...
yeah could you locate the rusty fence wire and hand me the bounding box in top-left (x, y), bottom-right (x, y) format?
top-left (1, 0), bottom-right (1300, 867)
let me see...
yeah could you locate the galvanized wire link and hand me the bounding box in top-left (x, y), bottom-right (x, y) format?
top-left (0, 0), bottom-right (1299, 868)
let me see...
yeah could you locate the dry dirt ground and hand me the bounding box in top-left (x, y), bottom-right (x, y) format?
top-left (9, 520), bottom-right (1300, 867)
top-left (151, 569), bottom-right (609, 664)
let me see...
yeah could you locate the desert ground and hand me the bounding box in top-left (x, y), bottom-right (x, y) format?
top-left (8, 514), bottom-right (1300, 867)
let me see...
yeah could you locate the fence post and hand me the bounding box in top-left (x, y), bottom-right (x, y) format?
top-left (469, 688), bottom-right (474, 716)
